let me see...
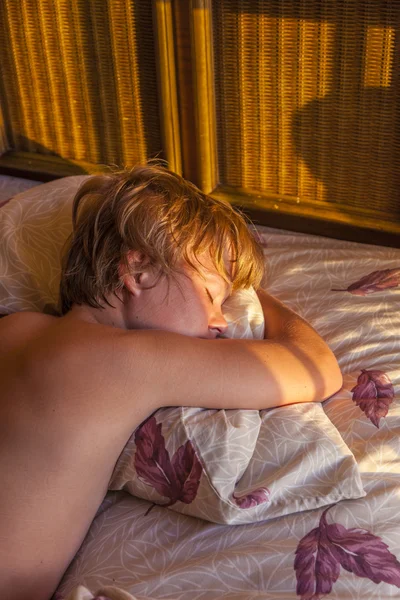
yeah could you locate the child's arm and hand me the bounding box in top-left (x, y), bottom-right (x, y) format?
top-left (256, 288), bottom-right (342, 383)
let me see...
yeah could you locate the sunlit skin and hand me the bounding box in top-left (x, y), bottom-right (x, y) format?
top-left (63, 249), bottom-right (233, 339)
top-left (0, 247), bottom-right (237, 600)
top-left (0, 241), bottom-right (345, 600)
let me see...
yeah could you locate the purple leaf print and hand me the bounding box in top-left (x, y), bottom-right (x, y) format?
top-left (331, 267), bottom-right (400, 295)
top-left (295, 521), bottom-right (340, 599)
top-left (134, 416), bottom-right (180, 499)
top-left (134, 416), bottom-right (202, 514)
top-left (295, 505), bottom-right (400, 600)
top-left (350, 369), bottom-right (394, 428)
top-left (171, 439), bottom-right (203, 504)
top-left (232, 487), bottom-right (270, 508)
top-left (327, 522), bottom-right (400, 585)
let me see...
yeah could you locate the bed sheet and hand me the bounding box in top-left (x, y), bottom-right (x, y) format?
top-left (54, 223), bottom-right (400, 600)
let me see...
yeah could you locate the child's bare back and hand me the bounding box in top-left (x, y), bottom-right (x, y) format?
top-left (0, 311), bottom-right (158, 600)
top-left (0, 303), bottom-right (341, 600)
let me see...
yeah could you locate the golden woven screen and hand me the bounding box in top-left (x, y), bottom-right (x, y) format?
top-left (0, 0), bottom-right (162, 171)
top-left (212, 0), bottom-right (400, 217)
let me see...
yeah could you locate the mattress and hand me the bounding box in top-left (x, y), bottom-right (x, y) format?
top-left (54, 223), bottom-right (400, 600)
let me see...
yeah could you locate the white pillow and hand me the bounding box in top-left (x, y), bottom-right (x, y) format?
top-left (108, 298), bottom-right (365, 525)
top-left (0, 175), bottom-right (91, 314)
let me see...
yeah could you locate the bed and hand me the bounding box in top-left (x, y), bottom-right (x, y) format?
top-left (1, 175), bottom-right (399, 600)
top-left (1, 0), bottom-right (400, 596)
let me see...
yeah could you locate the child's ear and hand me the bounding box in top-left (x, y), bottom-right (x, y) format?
top-left (118, 251), bottom-right (150, 295)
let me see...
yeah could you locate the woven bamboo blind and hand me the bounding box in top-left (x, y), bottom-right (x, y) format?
top-left (212, 0), bottom-right (400, 217)
top-left (0, 0), bottom-right (162, 170)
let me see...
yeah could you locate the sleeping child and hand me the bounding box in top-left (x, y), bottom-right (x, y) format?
top-left (0, 161), bottom-right (342, 600)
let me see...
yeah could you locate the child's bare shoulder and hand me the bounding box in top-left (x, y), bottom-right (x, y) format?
top-left (9, 316), bottom-right (158, 442)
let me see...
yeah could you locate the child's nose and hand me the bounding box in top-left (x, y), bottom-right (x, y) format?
top-left (209, 313), bottom-right (228, 338)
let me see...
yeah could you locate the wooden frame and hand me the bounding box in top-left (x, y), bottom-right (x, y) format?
top-left (0, 101), bottom-right (9, 157)
top-left (152, 0), bottom-right (182, 175)
top-left (0, 0), bottom-right (398, 247)
top-left (184, 1), bottom-right (400, 247)
top-left (189, 0), bottom-right (218, 194)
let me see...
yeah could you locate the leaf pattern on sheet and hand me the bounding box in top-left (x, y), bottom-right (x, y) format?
top-left (331, 267), bottom-right (400, 295)
top-left (350, 369), bottom-right (394, 428)
top-left (134, 415), bottom-right (203, 515)
top-left (232, 487), bottom-right (270, 508)
top-left (295, 505), bottom-right (400, 600)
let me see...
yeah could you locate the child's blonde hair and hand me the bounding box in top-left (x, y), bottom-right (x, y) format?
top-left (58, 161), bottom-right (265, 316)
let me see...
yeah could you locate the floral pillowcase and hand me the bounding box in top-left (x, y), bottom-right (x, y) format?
top-left (108, 285), bottom-right (365, 524)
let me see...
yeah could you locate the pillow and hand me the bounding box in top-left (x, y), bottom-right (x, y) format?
top-left (108, 289), bottom-right (365, 525)
top-left (0, 175), bottom-right (91, 314)
top-left (0, 175), bottom-right (365, 525)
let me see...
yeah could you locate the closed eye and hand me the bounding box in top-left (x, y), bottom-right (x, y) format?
top-left (205, 288), bottom-right (214, 304)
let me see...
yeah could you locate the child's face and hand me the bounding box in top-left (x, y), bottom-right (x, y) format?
top-left (124, 251), bottom-right (232, 339)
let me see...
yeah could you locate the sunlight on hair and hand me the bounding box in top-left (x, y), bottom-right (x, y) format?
top-left (58, 160), bottom-right (266, 315)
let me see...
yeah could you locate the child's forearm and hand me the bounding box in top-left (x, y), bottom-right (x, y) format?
top-left (256, 288), bottom-right (340, 374)
top-left (256, 288), bottom-right (343, 394)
